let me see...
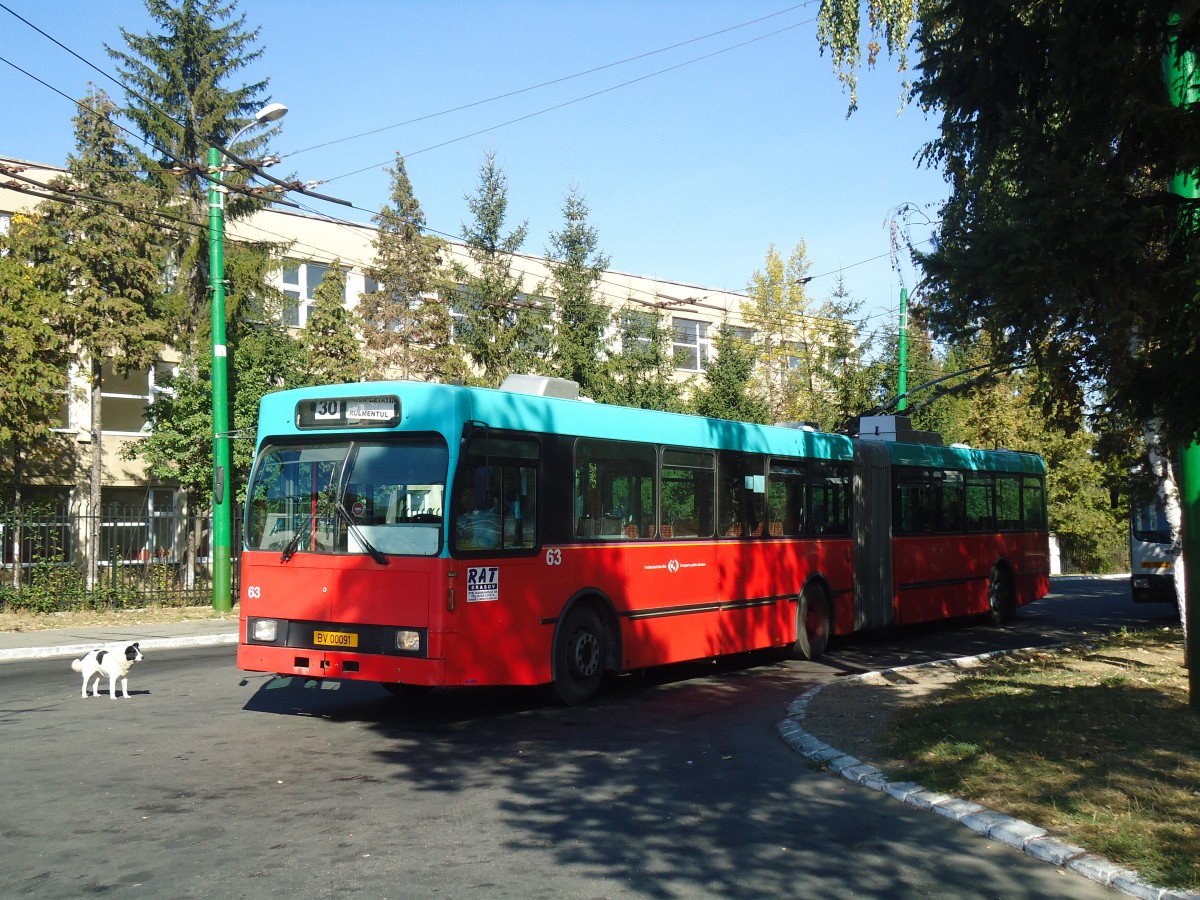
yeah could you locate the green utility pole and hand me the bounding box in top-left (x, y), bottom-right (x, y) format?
top-left (897, 287), bottom-right (909, 412)
top-left (208, 146), bottom-right (233, 613)
top-left (1165, 15), bottom-right (1200, 707)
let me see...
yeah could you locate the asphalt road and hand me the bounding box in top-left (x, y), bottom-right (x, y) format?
top-left (1, 576), bottom-right (1177, 899)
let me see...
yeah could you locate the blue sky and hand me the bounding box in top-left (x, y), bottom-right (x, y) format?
top-left (1, 0), bottom-right (945, 336)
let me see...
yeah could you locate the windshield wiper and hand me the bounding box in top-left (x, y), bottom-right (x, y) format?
top-left (278, 513), bottom-right (319, 564)
top-left (336, 501), bottom-right (389, 566)
top-left (277, 525), bottom-right (302, 561)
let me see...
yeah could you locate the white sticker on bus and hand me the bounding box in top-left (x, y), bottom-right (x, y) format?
top-left (466, 566), bottom-right (500, 602)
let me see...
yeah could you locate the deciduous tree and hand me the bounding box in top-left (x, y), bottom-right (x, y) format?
top-left (743, 242), bottom-right (814, 423)
top-left (0, 211), bottom-right (74, 587)
top-left (41, 88), bottom-right (167, 586)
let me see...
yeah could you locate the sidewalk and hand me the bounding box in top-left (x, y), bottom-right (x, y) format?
top-left (0, 617), bottom-right (239, 663)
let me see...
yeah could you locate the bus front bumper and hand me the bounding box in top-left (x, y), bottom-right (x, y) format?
top-left (238, 642), bottom-right (447, 686)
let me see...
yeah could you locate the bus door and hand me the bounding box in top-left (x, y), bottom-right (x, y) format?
top-left (852, 440), bottom-right (893, 630)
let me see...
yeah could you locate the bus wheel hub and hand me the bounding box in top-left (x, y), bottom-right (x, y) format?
top-left (569, 630), bottom-right (600, 678)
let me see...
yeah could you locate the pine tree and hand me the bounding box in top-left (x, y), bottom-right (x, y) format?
top-left (107, 0), bottom-right (276, 334)
top-left (598, 306), bottom-right (684, 411)
top-left (302, 263), bottom-right (366, 384)
top-left (545, 187), bottom-right (611, 393)
top-left (452, 152), bottom-right (543, 385)
top-left (807, 275), bottom-right (884, 432)
top-left (690, 324), bottom-right (771, 423)
top-left (362, 154), bottom-right (458, 382)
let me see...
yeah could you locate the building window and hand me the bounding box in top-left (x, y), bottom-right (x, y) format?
top-left (51, 363), bottom-right (74, 431)
top-left (784, 340), bottom-right (807, 370)
top-left (100, 488), bottom-right (180, 564)
top-left (99, 360), bottom-right (173, 436)
top-left (282, 261), bottom-right (344, 327)
top-left (672, 317), bottom-right (711, 372)
top-left (619, 311), bottom-right (657, 350)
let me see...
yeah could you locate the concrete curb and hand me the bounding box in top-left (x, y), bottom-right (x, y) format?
top-left (778, 651), bottom-right (1199, 900)
top-left (0, 632), bottom-right (239, 663)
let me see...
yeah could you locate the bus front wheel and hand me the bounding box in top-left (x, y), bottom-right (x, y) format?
top-left (552, 605), bottom-right (606, 705)
top-left (795, 586), bottom-right (830, 661)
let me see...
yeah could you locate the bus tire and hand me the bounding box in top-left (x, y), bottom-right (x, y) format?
top-left (379, 682), bottom-right (433, 701)
top-left (986, 566), bottom-right (1016, 625)
top-left (795, 585), bottom-right (831, 661)
top-left (552, 604), bottom-right (606, 706)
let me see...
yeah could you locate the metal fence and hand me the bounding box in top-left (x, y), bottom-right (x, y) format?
top-left (0, 505), bottom-right (240, 611)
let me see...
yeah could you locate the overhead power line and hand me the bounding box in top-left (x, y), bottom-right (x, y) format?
top-left (286, 2), bottom-right (818, 159)
top-left (0, 1), bottom-right (929, 330)
top-left (314, 16), bottom-right (813, 187)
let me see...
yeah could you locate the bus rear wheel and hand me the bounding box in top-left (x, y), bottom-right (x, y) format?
top-left (552, 605), bottom-right (606, 706)
top-left (986, 566), bottom-right (1016, 625)
top-left (795, 586), bottom-right (830, 661)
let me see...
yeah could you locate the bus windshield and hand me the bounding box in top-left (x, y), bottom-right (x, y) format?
top-left (1132, 500), bottom-right (1171, 544)
top-left (246, 437), bottom-right (448, 557)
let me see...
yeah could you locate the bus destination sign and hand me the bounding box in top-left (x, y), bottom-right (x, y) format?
top-left (296, 395), bottom-right (401, 429)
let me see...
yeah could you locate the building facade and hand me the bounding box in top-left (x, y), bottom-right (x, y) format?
top-left (1, 154), bottom-right (767, 540)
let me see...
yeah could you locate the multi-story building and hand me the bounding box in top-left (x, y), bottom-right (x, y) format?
top-left (1, 154), bottom-right (766, 531)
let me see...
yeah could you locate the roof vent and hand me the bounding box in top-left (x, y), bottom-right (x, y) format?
top-left (774, 421), bottom-right (819, 432)
top-left (500, 374), bottom-right (581, 400)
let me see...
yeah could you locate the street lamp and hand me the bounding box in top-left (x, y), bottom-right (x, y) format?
top-left (208, 101), bottom-right (288, 613)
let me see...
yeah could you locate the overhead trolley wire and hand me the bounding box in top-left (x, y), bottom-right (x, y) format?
top-left (314, 17), bottom-right (813, 188)
top-left (286, 2), bottom-right (818, 159)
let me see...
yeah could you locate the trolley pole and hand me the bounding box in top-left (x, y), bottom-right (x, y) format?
top-left (1165, 14), bottom-right (1200, 707)
top-left (208, 146), bottom-right (233, 613)
top-left (897, 287), bottom-right (909, 412)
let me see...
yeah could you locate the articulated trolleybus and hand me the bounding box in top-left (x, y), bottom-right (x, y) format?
top-left (238, 376), bottom-right (1050, 704)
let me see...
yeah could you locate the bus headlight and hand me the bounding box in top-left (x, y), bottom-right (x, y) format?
top-left (1133, 577), bottom-right (1150, 589)
top-left (395, 630), bottom-right (421, 652)
top-left (252, 619), bottom-right (279, 642)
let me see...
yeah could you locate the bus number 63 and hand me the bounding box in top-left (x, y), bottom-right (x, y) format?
top-left (545, 549), bottom-right (562, 566)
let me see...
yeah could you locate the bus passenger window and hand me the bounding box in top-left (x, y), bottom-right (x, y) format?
top-left (574, 438), bottom-right (656, 540)
top-left (456, 483), bottom-right (500, 550)
top-left (457, 433), bottom-right (539, 553)
top-left (768, 462), bottom-right (806, 537)
top-left (996, 475), bottom-right (1022, 531)
top-left (1022, 477), bottom-right (1046, 530)
top-left (965, 476), bottom-right (994, 531)
top-left (938, 471), bottom-right (964, 532)
top-left (718, 453), bottom-right (766, 538)
top-left (661, 448), bottom-right (715, 539)
top-left (811, 463), bottom-right (850, 535)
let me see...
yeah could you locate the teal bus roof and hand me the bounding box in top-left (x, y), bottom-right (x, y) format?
top-left (257, 381), bottom-right (1045, 475)
top-left (256, 380), bottom-right (856, 461)
top-left (885, 440), bottom-right (1046, 475)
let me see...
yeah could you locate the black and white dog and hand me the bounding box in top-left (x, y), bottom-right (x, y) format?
top-left (71, 642), bottom-right (144, 699)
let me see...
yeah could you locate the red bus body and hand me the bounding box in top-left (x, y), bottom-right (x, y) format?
top-left (237, 380), bottom-right (1049, 702)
